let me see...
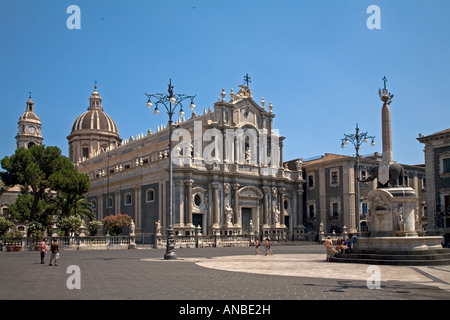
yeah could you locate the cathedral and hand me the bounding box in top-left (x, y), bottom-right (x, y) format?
top-left (69, 83), bottom-right (306, 239)
top-left (1, 80), bottom-right (434, 242)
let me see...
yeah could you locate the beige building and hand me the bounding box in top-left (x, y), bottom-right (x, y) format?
top-left (286, 152), bottom-right (426, 237)
top-left (70, 84), bottom-right (305, 240)
top-left (418, 128), bottom-right (450, 244)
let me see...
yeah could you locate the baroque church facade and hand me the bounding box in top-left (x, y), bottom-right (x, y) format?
top-left (1, 81), bottom-right (432, 242)
top-left (70, 84), bottom-right (306, 239)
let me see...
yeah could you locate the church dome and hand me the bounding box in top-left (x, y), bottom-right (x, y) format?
top-left (70, 86), bottom-right (119, 134)
top-left (67, 85), bottom-right (121, 163)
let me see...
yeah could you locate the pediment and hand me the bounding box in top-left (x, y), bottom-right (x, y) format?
top-left (238, 186), bottom-right (263, 200)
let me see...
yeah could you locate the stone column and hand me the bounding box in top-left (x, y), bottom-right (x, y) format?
top-left (98, 192), bottom-right (103, 221)
top-left (211, 182), bottom-right (220, 228)
top-left (115, 190), bottom-right (120, 215)
top-left (296, 189), bottom-right (304, 229)
top-left (175, 180), bottom-right (184, 228)
top-left (279, 187), bottom-right (286, 227)
top-left (381, 100), bottom-right (393, 165)
top-left (134, 186), bottom-right (141, 232)
top-left (185, 179), bottom-right (194, 227)
top-left (262, 187), bottom-right (270, 227)
top-left (232, 183), bottom-right (240, 227)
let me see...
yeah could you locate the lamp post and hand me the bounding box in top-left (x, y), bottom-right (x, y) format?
top-left (146, 79), bottom-right (196, 260)
top-left (340, 124), bottom-right (375, 235)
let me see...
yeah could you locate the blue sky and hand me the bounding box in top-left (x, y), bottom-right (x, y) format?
top-left (1, 0), bottom-right (449, 165)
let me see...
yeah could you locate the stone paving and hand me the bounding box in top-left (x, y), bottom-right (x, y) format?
top-left (0, 244), bottom-right (449, 304)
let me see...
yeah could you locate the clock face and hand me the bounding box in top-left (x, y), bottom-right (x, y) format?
top-left (28, 126), bottom-right (36, 133)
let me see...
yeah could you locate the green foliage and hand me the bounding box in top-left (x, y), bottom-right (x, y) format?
top-left (47, 194), bottom-right (93, 220)
top-left (56, 215), bottom-right (84, 233)
top-left (1, 145), bottom-right (92, 234)
top-left (7, 193), bottom-right (52, 225)
top-left (102, 214), bottom-right (132, 236)
top-left (0, 216), bottom-right (15, 236)
top-left (88, 219), bottom-right (103, 236)
top-left (0, 177), bottom-right (8, 195)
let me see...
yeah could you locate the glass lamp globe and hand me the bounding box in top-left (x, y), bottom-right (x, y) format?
top-left (153, 106), bottom-right (159, 116)
top-left (170, 97), bottom-right (176, 104)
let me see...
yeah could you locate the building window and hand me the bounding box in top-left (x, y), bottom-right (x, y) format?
top-left (445, 195), bottom-right (450, 212)
top-left (308, 205), bottom-right (315, 218)
top-left (194, 194), bottom-right (202, 207)
top-left (124, 193), bottom-right (132, 205)
top-left (439, 152), bottom-right (450, 177)
top-left (329, 197), bottom-right (340, 218)
top-left (330, 170), bottom-right (339, 185)
top-left (307, 174), bottom-right (314, 188)
top-left (91, 200), bottom-right (97, 210)
top-left (146, 189), bottom-right (155, 202)
top-left (1, 206), bottom-right (9, 217)
top-left (82, 147), bottom-right (89, 159)
top-left (444, 158), bottom-right (450, 174)
top-left (306, 200), bottom-right (316, 220)
top-left (332, 203), bottom-right (339, 216)
top-left (361, 170), bottom-right (367, 181)
top-left (107, 196), bottom-right (113, 208)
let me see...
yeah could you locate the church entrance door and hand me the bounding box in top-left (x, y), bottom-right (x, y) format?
top-left (242, 207), bottom-right (252, 235)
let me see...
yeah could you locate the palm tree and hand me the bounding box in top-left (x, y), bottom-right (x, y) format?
top-left (47, 193), bottom-right (94, 235)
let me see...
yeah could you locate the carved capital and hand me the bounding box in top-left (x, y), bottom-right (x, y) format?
top-left (211, 182), bottom-right (219, 189)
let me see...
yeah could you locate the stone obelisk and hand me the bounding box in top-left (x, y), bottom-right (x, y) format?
top-left (378, 76), bottom-right (395, 186)
top-left (379, 76), bottom-right (394, 165)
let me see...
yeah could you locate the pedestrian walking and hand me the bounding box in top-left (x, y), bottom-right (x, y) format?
top-left (49, 238), bottom-right (60, 266)
top-left (323, 236), bottom-right (335, 262)
top-left (264, 238), bottom-right (273, 256)
top-left (40, 238), bottom-right (48, 264)
top-left (255, 239), bottom-right (261, 255)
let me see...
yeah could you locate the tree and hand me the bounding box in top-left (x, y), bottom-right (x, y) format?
top-left (7, 193), bottom-right (51, 226)
top-left (0, 216), bottom-right (14, 236)
top-left (1, 145), bottom-right (91, 235)
top-left (1, 145), bottom-right (65, 224)
top-left (0, 177), bottom-right (8, 195)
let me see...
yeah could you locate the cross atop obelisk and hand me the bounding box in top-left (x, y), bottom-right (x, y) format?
top-left (382, 76), bottom-right (387, 90)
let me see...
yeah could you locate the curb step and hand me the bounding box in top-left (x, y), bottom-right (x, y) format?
top-left (330, 248), bottom-right (450, 266)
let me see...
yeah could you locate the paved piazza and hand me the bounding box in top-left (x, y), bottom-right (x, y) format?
top-left (0, 244), bottom-right (449, 304)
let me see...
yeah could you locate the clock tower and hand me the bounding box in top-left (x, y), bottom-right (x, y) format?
top-left (16, 94), bottom-right (43, 149)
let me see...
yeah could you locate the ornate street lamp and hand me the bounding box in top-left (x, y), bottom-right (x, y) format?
top-left (145, 79), bottom-right (196, 260)
top-left (340, 124), bottom-right (375, 235)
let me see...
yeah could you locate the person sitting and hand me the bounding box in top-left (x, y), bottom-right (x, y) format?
top-left (335, 239), bottom-right (342, 255)
top-left (348, 235), bottom-right (357, 252)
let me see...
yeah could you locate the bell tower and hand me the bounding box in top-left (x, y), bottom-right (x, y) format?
top-left (16, 94), bottom-right (43, 149)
